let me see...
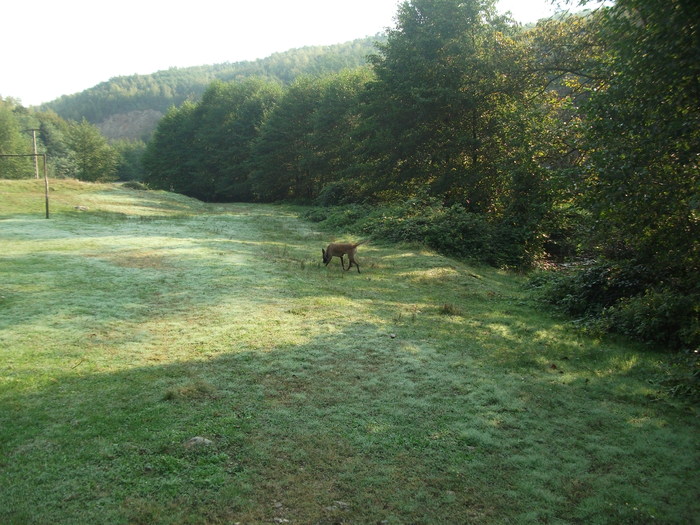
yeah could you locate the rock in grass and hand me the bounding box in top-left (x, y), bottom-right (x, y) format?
top-left (184, 436), bottom-right (213, 448)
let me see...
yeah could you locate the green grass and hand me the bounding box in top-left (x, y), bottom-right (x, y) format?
top-left (1, 179), bottom-right (698, 524)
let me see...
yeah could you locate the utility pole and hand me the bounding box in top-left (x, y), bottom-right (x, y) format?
top-left (23, 128), bottom-right (41, 179)
top-left (43, 154), bottom-right (49, 218)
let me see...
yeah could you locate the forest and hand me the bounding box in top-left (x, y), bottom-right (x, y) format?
top-left (39, 36), bottom-right (381, 140)
top-left (1, 0), bottom-right (698, 366)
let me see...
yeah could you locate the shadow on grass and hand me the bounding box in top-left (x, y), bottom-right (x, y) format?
top-left (2, 315), bottom-right (699, 525)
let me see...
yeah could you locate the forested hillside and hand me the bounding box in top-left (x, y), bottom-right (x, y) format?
top-left (39, 37), bottom-right (382, 141)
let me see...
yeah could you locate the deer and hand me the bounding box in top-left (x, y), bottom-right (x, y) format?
top-left (322, 241), bottom-right (366, 273)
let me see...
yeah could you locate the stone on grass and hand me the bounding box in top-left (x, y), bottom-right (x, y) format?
top-left (184, 436), bottom-right (213, 448)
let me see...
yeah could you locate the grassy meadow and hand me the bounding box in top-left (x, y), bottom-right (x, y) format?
top-left (1, 179), bottom-right (698, 524)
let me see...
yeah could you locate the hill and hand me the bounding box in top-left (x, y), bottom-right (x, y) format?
top-left (38, 36), bottom-right (383, 141)
top-left (1, 179), bottom-right (698, 523)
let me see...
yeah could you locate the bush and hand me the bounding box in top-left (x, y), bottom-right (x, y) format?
top-left (491, 223), bottom-right (541, 270)
top-left (535, 262), bottom-right (653, 318)
top-left (315, 180), bottom-right (361, 207)
top-left (602, 288), bottom-right (700, 350)
top-left (306, 199), bottom-right (503, 265)
top-left (423, 205), bottom-right (496, 263)
top-left (301, 208), bottom-right (330, 223)
top-left (533, 261), bottom-right (700, 352)
top-left (321, 204), bottom-right (375, 231)
top-left (305, 196), bottom-right (561, 269)
top-left (121, 181), bottom-right (149, 190)
top-left (652, 349), bottom-right (700, 402)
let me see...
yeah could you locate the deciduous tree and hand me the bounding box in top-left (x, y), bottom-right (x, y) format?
top-left (66, 119), bottom-right (118, 182)
top-left (0, 98), bottom-right (32, 179)
top-left (583, 0), bottom-right (700, 283)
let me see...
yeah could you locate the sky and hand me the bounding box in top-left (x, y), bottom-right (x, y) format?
top-left (1, 0), bottom-right (568, 107)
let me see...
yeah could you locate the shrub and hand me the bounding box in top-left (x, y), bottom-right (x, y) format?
top-left (602, 288), bottom-right (700, 350)
top-left (315, 180), bottom-right (360, 207)
top-left (321, 204), bottom-right (375, 231)
top-left (491, 223), bottom-right (540, 270)
top-left (301, 208), bottom-right (330, 223)
top-left (535, 262), bottom-right (653, 318)
top-left (307, 199), bottom-right (521, 265)
top-left (652, 349), bottom-right (700, 402)
top-left (306, 198), bottom-right (547, 268)
top-left (423, 205), bottom-right (496, 263)
top-left (122, 181), bottom-right (150, 190)
top-left (533, 262), bottom-right (700, 352)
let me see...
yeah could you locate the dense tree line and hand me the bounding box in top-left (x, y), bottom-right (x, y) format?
top-left (0, 97), bottom-right (141, 182)
top-left (143, 0), bottom-right (699, 352)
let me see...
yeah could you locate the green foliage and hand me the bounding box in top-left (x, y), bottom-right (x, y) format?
top-left (306, 68), bottom-right (374, 193)
top-left (315, 180), bottom-right (363, 207)
top-left (533, 261), bottom-right (699, 351)
top-left (602, 288), bottom-right (700, 350)
top-left (582, 0), bottom-right (700, 302)
top-left (652, 350), bottom-right (700, 402)
top-left (250, 77), bottom-right (323, 202)
top-left (359, 0), bottom-right (520, 208)
top-left (349, 0), bottom-right (584, 267)
top-left (136, 0), bottom-right (696, 351)
top-left (34, 109), bottom-right (79, 178)
top-left (143, 80), bottom-right (282, 201)
top-left (142, 102), bottom-right (198, 194)
top-left (0, 98), bottom-right (33, 179)
top-left (121, 180), bottom-right (149, 190)
top-left (533, 262), bottom-right (653, 318)
top-left (529, 0), bottom-right (700, 351)
top-left (113, 140), bottom-right (146, 181)
top-left (305, 194), bottom-right (570, 268)
top-left (143, 1), bottom-right (601, 269)
top-left (305, 198), bottom-right (499, 264)
top-left (192, 79), bottom-right (283, 201)
top-left (0, 99), bottom-right (128, 183)
top-left (249, 69), bottom-right (372, 203)
top-left (376, 202), bottom-right (496, 262)
top-left (66, 119), bottom-right (119, 182)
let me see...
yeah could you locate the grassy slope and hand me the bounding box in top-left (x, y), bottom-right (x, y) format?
top-left (0, 180), bottom-right (698, 524)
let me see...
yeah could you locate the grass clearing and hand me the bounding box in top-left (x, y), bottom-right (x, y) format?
top-left (1, 180), bottom-right (698, 524)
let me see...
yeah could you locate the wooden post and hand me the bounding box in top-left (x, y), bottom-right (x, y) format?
top-left (32, 130), bottom-right (40, 179)
top-left (22, 128), bottom-right (41, 179)
top-left (43, 154), bottom-right (49, 219)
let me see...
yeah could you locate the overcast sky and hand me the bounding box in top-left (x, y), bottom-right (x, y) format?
top-left (2, 0), bottom-right (571, 107)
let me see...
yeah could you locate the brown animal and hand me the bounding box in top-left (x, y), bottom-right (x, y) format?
top-left (322, 241), bottom-right (366, 273)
